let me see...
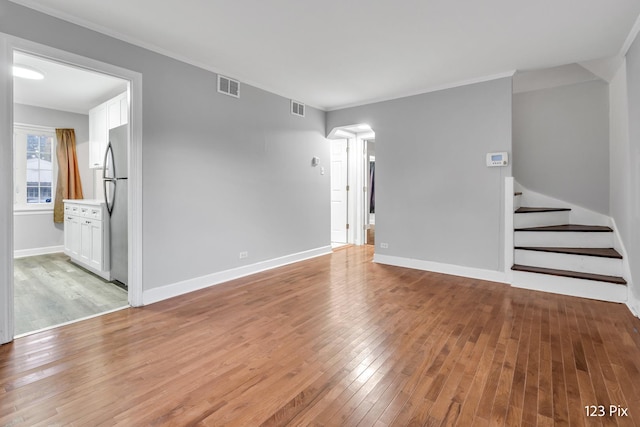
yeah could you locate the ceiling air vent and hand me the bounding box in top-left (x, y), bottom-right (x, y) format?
top-left (291, 100), bottom-right (305, 117)
top-left (218, 75), bottom-right (240, 98)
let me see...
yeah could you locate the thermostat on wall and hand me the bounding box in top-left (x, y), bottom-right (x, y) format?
top-left (486, 152), bottom-right (508, 167)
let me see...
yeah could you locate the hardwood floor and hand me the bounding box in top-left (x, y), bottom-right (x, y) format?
top-left (13, 253), bottom-right (128, 335)
top-left (2, 246), bottom-right (640, 426)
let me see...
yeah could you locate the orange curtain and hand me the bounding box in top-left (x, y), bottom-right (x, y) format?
top-left (54, 129), bottom-right (84, 223)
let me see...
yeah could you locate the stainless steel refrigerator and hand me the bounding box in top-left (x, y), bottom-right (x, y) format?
top-left (103, 124), bottom-right (128, 287)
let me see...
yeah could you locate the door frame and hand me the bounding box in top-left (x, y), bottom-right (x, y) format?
top-left (0, 34), bottom-right (144, 344)
top-left (327, 125), bottom-right (375, 246)
top-left (330, 138), bottom-right (349, 244)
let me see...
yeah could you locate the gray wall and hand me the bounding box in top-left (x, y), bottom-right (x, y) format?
top-left (13, 104), bottom-right (90, 252)
top-left (513, 80), bottom-right (610, 214)
top-left (13, 212), bottom-right (62, 252)
top-left (327, 77), bottom-right (513, 272)
top-left (621, 34), bottom-right (640, 302)
top-left (1, 1), bottom-right (330, 290)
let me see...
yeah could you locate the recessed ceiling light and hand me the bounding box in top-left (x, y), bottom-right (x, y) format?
top-left (13, 64), bottom-right (44, 80)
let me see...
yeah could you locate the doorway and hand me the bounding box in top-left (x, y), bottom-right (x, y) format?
top-left (327, 124), bottom-right (375, 247)
top-left (0, 36), bottom-right (143, 344)
top-left (12, 52), bottom-right (129, 336)
top-left (366, 141), bottom-right (375, 246)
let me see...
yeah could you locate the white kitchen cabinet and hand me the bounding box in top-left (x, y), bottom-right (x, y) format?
top-left (63, 205), bottom-right (81, 258)
top-left (63, 200), bottom-right (110, 280)
top-left (89, 103), bottom-right (107, 169)
top-left (89, 91), bottom-right (128, 169)
top-left (107, 92), bottom-right (129, 128)
top-left (119, 95), bottom-right (129, 125)
top-left (80, 217), bottom-right (103, 271)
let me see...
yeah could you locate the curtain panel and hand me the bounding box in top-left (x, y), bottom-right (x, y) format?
top-left (53, 129), bottom-right (83, 223)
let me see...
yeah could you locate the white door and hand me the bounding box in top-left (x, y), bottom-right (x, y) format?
top-left (331, 139), bottom-right (348, 243)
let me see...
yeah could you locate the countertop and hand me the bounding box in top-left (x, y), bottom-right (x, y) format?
top-left (63, 199), bottom-right (105, 206)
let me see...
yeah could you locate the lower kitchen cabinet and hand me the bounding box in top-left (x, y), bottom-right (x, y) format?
top-left (63, 200), bottom-right (110, 280)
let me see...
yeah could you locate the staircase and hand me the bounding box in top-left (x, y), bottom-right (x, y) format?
top-left (511, 191), bottom-right (628, 303)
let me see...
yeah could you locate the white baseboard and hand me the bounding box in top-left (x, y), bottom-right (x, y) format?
top-left (627, 292), bottom-right (640, 317)
top-left (373, 254), bottom-right (507, 284)
top-left (14, 245), bottom-right (64, 259)
top-left (142, 246), bottom-right (333, 305)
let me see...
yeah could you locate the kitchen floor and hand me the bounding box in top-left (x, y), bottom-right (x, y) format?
top-left (13, 253), bottom-right (128, 336)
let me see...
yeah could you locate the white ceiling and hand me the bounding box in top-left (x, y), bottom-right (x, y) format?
top-left (9, 0), bottom-right (640, 111)
top-left (14, 52), bottom-right (128, 114)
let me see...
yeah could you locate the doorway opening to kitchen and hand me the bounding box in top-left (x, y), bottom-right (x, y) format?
top-left (11, 50), bottom-right (131, 337)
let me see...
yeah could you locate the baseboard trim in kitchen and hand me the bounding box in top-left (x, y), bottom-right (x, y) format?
top-left (14, 245), bottom-right (64, 259)
top-left (142, 245), bottom-right (333, 305)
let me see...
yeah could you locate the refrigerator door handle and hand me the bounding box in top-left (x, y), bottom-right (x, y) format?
top-left (103, 142), bottom-right (116, 216)
top-left (104, 178), bottom-right (116, 216)
top-left (102, 142), bottom-right (115, 180)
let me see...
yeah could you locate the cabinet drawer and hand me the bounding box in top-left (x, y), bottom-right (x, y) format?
top-left (81, 218), bottom-right (102, 228)
top-left (87, 208), bottom-right (102, 220)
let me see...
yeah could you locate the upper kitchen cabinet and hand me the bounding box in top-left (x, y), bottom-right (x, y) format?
top-left (107, 92), bottom-right (128, 129)
top-left (89, 103), bottom-right (107, 169)
top-left (89, 92), bottom-right (129, 169)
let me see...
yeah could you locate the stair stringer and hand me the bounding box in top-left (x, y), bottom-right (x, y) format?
top-left (611, 216), bottom-right (638, 314)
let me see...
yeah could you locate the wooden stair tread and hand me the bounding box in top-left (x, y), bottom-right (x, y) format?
top-left (514, 192), bottom-right (522, 196)
top-left (515, 224), bottom-right (613, 232)
top-left (514, 247), bottom-right (622, 259)
top-left (512, 264), bottom-right (626, 285)
top-left (515, 207), bottom-right (571, 213)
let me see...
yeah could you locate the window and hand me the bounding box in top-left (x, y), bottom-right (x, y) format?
top-left (14, 125), bottom-right (56, 209)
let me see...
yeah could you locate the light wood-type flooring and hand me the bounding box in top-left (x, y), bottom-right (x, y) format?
top-left (13, 253), bottom-right (128, 336)
top-left (2, 246), bottom-right (640, 426)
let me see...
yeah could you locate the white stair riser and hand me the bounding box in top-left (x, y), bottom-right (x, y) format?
top-left (512, 270), bottom-right (627, 303)
top-left (514, 211), bottom-right (570, 228)
top-left (514, 231), bottom-right (613, 248)
top-left (514, 194), bottom-right (522, 210)
top-left (514, 250), bottom-right (623, 277)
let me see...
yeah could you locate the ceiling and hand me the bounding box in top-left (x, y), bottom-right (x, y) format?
top-left (14, 52), bottom-right (128, 114)
top-left (9, 0), bottom-right (640, 111)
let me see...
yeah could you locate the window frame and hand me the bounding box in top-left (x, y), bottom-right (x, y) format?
top-left (13, 124), bottom-right (57, 213)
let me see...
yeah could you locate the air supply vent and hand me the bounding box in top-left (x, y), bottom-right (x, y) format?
top-left (291, 100), bottom-right (305, 117)
top-left (218, 75), bottom-right (240, 98)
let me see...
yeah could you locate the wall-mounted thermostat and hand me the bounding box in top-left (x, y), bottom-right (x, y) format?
top-left (486, 152), bottom-right (508, 167)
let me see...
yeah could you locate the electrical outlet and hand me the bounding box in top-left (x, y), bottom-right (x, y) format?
top-left (380, 242), bottom-right (389, 249)
top-left (239, 251), bottom-right (248, 259)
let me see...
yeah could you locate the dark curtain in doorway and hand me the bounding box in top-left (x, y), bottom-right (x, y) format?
top-left (369, 161), bottom-right (375, 214)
